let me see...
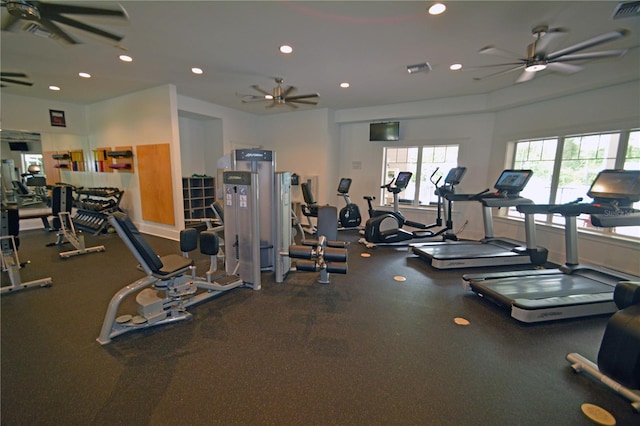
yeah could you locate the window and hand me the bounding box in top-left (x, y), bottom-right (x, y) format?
top-left (382, 145), bottom-right (459, 207)
top-left (510, 129), bottom-right (639, 239)
top-left (21, 153), bottom-right (44, 175)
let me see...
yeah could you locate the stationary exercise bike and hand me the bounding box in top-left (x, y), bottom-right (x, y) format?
top-left (337, 177), bottom-right (362, 229)
top-left (361, 168), bottom-right (466, 246)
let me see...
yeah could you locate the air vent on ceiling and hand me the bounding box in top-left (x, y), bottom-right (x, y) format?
top-left (22, 22), bottom-right (58, 39)
top-left (612, 1), bottom-right (640, 19)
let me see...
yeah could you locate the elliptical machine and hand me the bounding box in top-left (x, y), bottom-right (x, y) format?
top-left (361, 168), bottom-right (466, 246)
top-left (337, 178), bottom-right (362, 229)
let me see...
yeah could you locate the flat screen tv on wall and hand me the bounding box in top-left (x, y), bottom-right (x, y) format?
top-left (370, 122), bottom-right (399, 141)
top-left (8, 142), bottom-right (29, 151)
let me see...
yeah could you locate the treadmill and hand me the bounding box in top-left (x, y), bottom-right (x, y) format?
top-left (463, 169), bottom-right (640, 323)
top-left (411, 169), bottom-right (548, 269)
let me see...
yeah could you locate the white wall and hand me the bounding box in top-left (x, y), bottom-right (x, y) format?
top-left (254, 108), bottom-right (338, 204)
top-left (337, 110), bottom-right (497, 240)
top-left (1, 93), bottom-right (88, 135)
top-left (86, 85), bottom-right (181, 238)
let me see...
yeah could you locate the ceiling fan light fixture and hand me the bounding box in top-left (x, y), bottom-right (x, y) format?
top-left (449, 63), bottom-right (463, 71)
top-left (279, 45), bottom-right (293, 54)
top-left (407, 62), bottom-right (431, 74)
top-left (6, 1), bottom-right (40, 20)
top-left (525, 63), bottom-right (547, 72)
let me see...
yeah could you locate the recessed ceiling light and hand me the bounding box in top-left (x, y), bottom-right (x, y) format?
top-left (449, 63), bottom-right (462, 71)
top-left (79, 72), bottom-right (91, 78)
top-left (191, 67), bottom-right (204, 75)
top-left (279, 44), bottom-right (293, 54)
top-left (340, 82), bottom-right (350, 88)
top-left (119, 54), bottom-right (133, 62)
top-left (428, 3), bottom-right (446, 15)
top-left (49, 85), bottom-right (61, 91)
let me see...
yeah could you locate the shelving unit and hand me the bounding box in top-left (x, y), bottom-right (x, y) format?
top-left (182, 176), bottom-right (215, 222)
top-left (92, 149), bottom-right (112, 173)
top-left (69, 150), bottom-right (85, 171)
top-left (93, 146), bottom-right (134, 173)
top-left (107, 147), bottom-right (134, 172)
top-left (51, 152), bottom-right (71, 170)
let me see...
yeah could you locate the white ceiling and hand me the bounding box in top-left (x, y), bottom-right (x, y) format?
top-left (1, 1), bottom-right (639, 115)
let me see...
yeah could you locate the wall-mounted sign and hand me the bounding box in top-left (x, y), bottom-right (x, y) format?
top-left (49, 109), bottom-right (66, 127)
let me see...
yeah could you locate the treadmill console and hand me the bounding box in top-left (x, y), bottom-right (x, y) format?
top-left (337, 178), bottom-right (352, 194)
top-left (444, 167), bottom-right (467, 185)
top-left (493, 169), bottom-right (533, 197)
top-left (393, 172), bottom-right (413, 192)
top-left (587, 169), bottom-right (640, 207)
top-left (587, 169), bottom-right (640, 227)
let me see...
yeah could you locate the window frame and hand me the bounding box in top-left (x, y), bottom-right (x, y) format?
top-left (508, 128), bottom-right (639, 240)
top-left (381, 144), bottom-right (459, 208)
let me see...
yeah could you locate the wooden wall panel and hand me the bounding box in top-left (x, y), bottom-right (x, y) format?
top-left (137, 143), bottom-right (175, 225)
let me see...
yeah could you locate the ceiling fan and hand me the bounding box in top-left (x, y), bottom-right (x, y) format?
top-left (0, 0), bottom-right (127, 45)
top-left (474, 25), bottom-right (629, 83)
top-left (1, 71), bottom-right (33, 87)
top-left (240, 78), bottom-right (320, 109)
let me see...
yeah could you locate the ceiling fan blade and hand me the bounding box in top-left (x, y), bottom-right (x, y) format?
top-left (516, 70), bottom-right (537, 83)
top-left (0, 77), bottom-right (33, 86)
top-left (281, 86), bottom-right (296, 98)
top-left (547, 29), bottom-right (629, 60)
top-left (473, 65), bottom-right (524, 81)
top-left (545, 62), bottom-right (583, 74)
top-left (250, 85), bottom-right (272, 97)
top-left (38, 18), bottom-right (78, 44)
top-left (289, 99), bottom-right (318, 106)
top-left (479, 46), bottom-right (524, 60)
top-left (283, 102), bottom-right (298, 109)
top-left (265, 102), bottom-right (278, 109)
top-left (463, 62), bottom-right (523, 71)
top-left (38, 3), bottom-right (127, 18)
top-left (1, 72), bottom-right (28, 77)
top-left (285, 93), bottom-right (319, 101)
top-left (550, 49), bottom-right (628, 62)
top-left (534, 28), bottom-right (567, 54)
top-left (48, 14), bottom-right (124, 42)
top-left (241, 98), bottom-right (269, 103)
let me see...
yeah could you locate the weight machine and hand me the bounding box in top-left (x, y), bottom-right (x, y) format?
top-left (1, 206), bottom-right (52, 294)
top-left (48, 185), bottom-right (105, 258)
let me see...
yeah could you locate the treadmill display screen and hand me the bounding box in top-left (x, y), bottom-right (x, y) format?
top-left (494, 170), bottom-right (533, 192)
top-left (444, 167), bottom-right (467, 185)
top-left (587, 169), bottom-right (640, 202)
top-left (337, 178), bottom-right (352, 194)
top-left (394, 172), bottom-right (413, 190)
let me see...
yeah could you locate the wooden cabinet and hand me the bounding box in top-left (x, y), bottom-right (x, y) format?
top-left (183, 176), bottom-right (215, 221)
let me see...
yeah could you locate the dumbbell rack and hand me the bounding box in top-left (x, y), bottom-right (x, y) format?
top-left (73, 187), bottom-right (124, 234)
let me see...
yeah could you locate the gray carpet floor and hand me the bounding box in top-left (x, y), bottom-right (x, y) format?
top-left (1, 226), bottom-right (637, 425)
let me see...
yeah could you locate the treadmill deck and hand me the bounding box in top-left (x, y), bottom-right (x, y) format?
top-left (468, 270), bottom-right (620, 322)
